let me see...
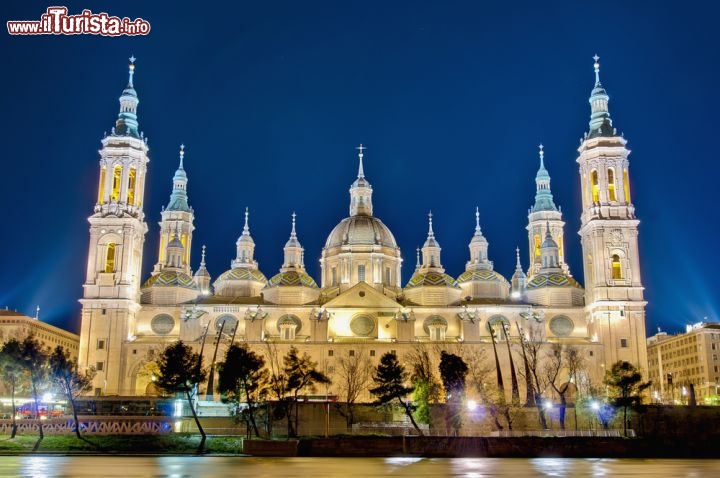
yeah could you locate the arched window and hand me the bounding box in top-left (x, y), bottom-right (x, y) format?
top-left (111, 165), bottom-right (122, 201)
top-left (98, 166), bottom-right (106, 203)
top-left (607, 168), bottom-right (617, 201)
top-left (590, 170), bottom-right (600, 203)
top-left (611, 254), bottom-right (622, 280)
top-left (331, 267), bottom-right (337, 286)
top-left (105, 243), bottom-right (116, 273)
top-left (127, 168), bottom-right (137, 205)
top-left (623, 169), bottom-right (631, 203)
top-left (534, 234), bottom-right (541, 258)
top-left (358, 265), bottom-right (366, 282)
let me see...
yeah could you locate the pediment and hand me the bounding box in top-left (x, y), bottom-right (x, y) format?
top-left (323, 282), bottom-right (401, 309)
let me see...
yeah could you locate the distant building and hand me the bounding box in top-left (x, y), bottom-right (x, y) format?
top-left (0, 309), bottom-right (80, 359)
top-left (647, 322), bottom-right (720, 404)
top-left (77, 56), bottom-right (648, 399)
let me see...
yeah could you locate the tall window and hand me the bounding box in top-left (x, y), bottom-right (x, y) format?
top-left (331, 267), bottom-right (337, 286)
top-left (358, 265), bottom-right (366, 282)
top-left (127, 168), bottom-right (137, 205)
top-left (607, 168), bottom-right (617, 201)
top-left (98, 166), bottom-right (106, 203)
top-left (105, 243), bottom-right (116, 273)
top-left (590, 170), bottom-right (600, 203)
top-left (534, 234), bottom-right (541, 257)
top-left (158, 235), bottom-right (166, 263)
top-left (385, 267), bottom-right (391, 284)
top-left (111, 165), bottom-right (122, 201)
top-left (623, 169), bottom-right (631, 203)
top-left (611, 254), bottom-right (622, 280)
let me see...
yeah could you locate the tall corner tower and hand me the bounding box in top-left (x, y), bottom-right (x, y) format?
top-left (577, 56), bottom-right (648, 372)
top-left (78, 57), bottom-right (150, 395)
top-left (152, 144), bottom-right (195, 276)
top-left (527, 144), bottom-right (570, 277)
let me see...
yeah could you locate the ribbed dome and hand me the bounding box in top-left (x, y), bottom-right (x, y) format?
top-left (325, 215), bottom-right (398, 249)
top-left (142, 270), bottom-right (197, 290)
top-left (267, 271), bottom-right (318, 288)
top-left (527, 272), bottom-right (582, 290)
top-left (406, 271), bottom-right (458, 289)
top-left (456, 269), bottom-right (509, 285)
top-left (214, 267), bottom-right (267, 284)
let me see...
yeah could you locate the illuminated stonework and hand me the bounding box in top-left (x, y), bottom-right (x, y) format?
top-left (77, 57), bottom-right (648, 401)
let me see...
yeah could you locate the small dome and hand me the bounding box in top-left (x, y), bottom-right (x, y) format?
top-left (142, 270), bottom-right (197, 290)
top-left (325, 215), bottom-right (398, 249)
top-left (267, 271), bottom-right (318, 288)
top-left (456, 269), bottom-right (509, 286)
top-left (406, 271), bottom-right (458, 289)
top-left (527, 272), bottom-right (582, 290)
top-left (214, 267), bottom-right (267, 284)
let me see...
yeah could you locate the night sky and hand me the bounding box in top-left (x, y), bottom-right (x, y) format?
top-left (2, 1), bottom-right (718, 335)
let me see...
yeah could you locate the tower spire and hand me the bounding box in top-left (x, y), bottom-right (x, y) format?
top-left (349, 144), bottom-right (374, 216)
top-left (356, 144), bottom-right (365, 178)
top-left (128, 54), bottom-right (136, 87)
top-left (115, 55), bottom-right (140, 138)
top-left (588, 54), bottom-right (613, 136)
top-left (232, 206), bottom-right (258, 269)
top-left (166, 144), bottom-right (191, 212)
top-left (243, 207), bottom-right (250, 234)
top-left (281, 211), bottom-right (305, 271)
top-left (531, 144), bottom-right (557, 212)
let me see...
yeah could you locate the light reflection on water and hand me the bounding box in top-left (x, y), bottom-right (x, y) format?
top-left (1, 456), bottom-right (718, 478)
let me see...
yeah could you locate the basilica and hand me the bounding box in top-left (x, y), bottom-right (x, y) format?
top-left (77, 57), bottom-right (648, 399)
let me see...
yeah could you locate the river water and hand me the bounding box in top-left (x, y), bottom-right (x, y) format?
top-left (0, 456), bottom-right (718, 477)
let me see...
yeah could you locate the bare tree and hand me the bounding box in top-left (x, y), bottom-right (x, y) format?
top-left (335, 346), bottom-right (373, 429)
top-left (518, 321), bottom-right (549, 429)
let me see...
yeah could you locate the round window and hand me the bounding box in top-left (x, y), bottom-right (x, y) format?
top-left (151, 314), bottom-right (175, 335)
top-left (549, 315), bottom-right (574, 337)
top-left (350, 315), bottom-right (375, 336)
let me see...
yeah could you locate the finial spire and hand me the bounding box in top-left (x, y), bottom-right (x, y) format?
top-left (593, 54), bottom-right (601, 85)
top-left (179, 143), bottom-right (185, 169)
top-left (200, 244), bottom-right (206, 266)
top-left (243, 207), bottom-right (250, 234)
top-left (427, 211), bottom-right (435, 237)
top-left (356, 143), bottom-right (366, 178)
top-left (475, 207), bottom-right (481, 233)
top-left (515, 246), bottom-right (522, 270)
top-left (128, 55), bottom-right (136, 87)
top-left (35, 305), bottom-right (40, 320)
top-left (538, 143), bottom-right (545, 168)
top-left (416, 247), bottom-right (421, 269)
top-left (291, 211), bottom-right (297, 237)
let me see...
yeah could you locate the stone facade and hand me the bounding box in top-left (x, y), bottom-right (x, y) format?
top-left (77, 57), bottom-right (648, 401)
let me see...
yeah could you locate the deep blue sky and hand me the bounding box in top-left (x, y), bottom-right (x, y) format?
top-left (2, 1), bottom-right (717, 335)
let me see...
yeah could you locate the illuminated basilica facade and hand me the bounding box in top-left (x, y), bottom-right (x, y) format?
top-left (78, 57), bottom-right (648, 399)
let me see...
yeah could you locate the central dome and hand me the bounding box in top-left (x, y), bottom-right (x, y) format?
top-left (325, 215), bottom-right (398, 249)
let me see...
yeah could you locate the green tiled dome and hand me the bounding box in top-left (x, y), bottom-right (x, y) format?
top-left (142, 270), bottom-right (197, 290)
top-left (267, 271), bottom-right (318, 288)
top-left (406, 271), bottom-right (458, 289)
top-left (527, 272), bottom-right (582, 290)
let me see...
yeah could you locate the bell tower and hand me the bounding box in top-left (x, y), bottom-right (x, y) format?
top-left (577, 56), bottom-right (648, 372)
top-left (78, 56), bottom-right (150, 395)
